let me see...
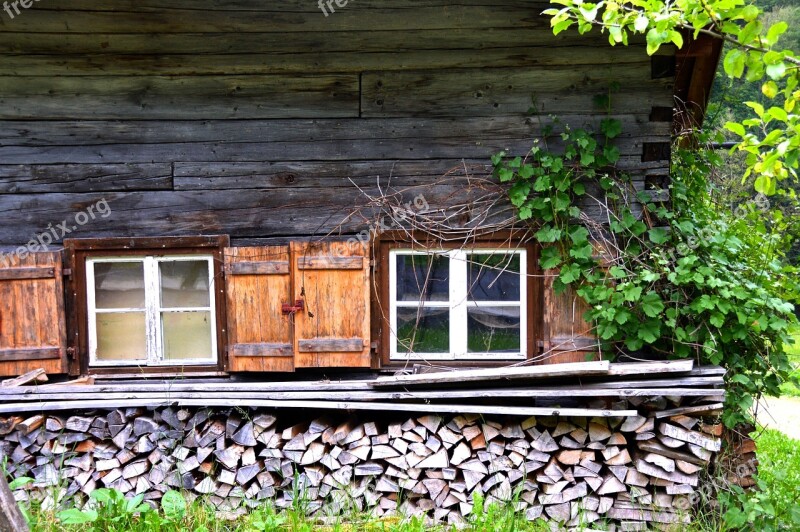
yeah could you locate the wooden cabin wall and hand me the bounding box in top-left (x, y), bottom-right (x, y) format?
top-left (0, 0), bottom-right (674, 248)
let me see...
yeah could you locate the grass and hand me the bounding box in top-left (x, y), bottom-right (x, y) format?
top-left (779, 324), bottom-right (800, 397)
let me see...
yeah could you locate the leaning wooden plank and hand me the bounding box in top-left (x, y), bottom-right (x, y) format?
top-left (658, 424), bottom-right (722, 452)
top-left (654, 403), bottom-right (725, 419)
top-left (40, 376), bottom-right (94, 387)
top-left (0, 387), bottom-right (726, 403)
top-left (370, 361), bottom-right (611, 388)
top-left (607, 360), bottom-right (693, 376)
top-left (1, 368), bottom-right (47, 387)
top-left (0, 398), bottom-right (637, 417)
top-left (0, 469), bottom-right (31, 532)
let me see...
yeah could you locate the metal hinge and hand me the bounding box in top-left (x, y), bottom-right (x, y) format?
top-left (66, 347), bottom-right (77, 360)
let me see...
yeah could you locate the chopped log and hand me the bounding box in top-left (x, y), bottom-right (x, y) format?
top-left (658, 424), bottom-right (721, 452)
top-left (620, 416), bottom-right (647, 432)
top-left (637, 440), bottom-right (706, 466)
top-left (17, 415), bottom-right (44, 435)
top-left (643, 453), bottom-right (676, 473)
top-left (1, 369), bottom-right (47, 387)
top-left (634, 459), bottom-right (698, 487)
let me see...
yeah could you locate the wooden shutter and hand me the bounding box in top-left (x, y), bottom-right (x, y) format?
top-left (224, 246), bottom-right (294, 372)
top-left (291, 241), bottom-right (371, 368)
top-left (0, 252), bottom-right (68, 377)
top-left (541, 271), bottom-right (600, 365)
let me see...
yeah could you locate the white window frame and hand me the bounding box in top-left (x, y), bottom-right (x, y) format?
top-left (87, 255), bottom-right (218, 367)
top-left (389, 248), bottom-right (526, 361)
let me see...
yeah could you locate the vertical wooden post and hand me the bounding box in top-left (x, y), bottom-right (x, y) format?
top-left (0, 473), bottom-right (28, 532)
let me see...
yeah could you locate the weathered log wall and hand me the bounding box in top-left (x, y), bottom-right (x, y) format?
top-left (0, 1), bottom-right (674, 248)
top-left (1, 398), bottom-right (725, 528)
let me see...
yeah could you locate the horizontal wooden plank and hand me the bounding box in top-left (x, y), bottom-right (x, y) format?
top-left (0, 348), bottom-right (61, 361)
top-left (362, 65), bottom-right (672, 117)
top-left (0, 163), bottom-right (172, 193)
top-left (0, 397), bottom-right (638, 417)
top-left (608, 360), bottom-right (694, 376)
top-left (298, 338), bottom-right (366, 353)
top-left (372, 361), bottom-right (611, 388)
top-left (0, 3), bottom-right (555, 33)
top-left (297, 256), bottom-right (364, 270)
top-left (0, 267), bottom-right (55, 280)
top-left (0, 387), bottom-right (724, 403)
top-left (227, 261), bottom-right (289, 275)
top-left (0, 115), bottom-right (665, 149)
top-left (0, 75), bottom-right (360, 120)
top-left (230, 343), bottom-right (293, 358)
top-left (0, 44), bottom-right (655, 78)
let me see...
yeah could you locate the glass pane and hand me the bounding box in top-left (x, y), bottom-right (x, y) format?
top-left (467, 306), bottom-right (521, 353)
top-left (395, 254), bottom-right (449, 302)
top-left (396, 307), bottom-right (449, 354)
top-left (94, 262), bottom-right (145, 309)
top-left (467, 253), bottom-right (521, 302)
top-left (160, 260), bottom-right (211, 308)
top-left (162, 311), bottom-right (213, 360)
top-left (95, 312), bottom-right (147, 362)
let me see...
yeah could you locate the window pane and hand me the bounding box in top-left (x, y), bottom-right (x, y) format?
top-left (94, 262), bottom-right (145, 309)
top-left (467, 253), bottom-right (521, 302)
top-left (396, 254), bottom-right (449, 302)
top-left (467, 306), bottom-right (521, 353)
top-left (396, 307), bottom-right (449, 354)
top-left (160, 260), bottom-right (211, 308)
top-left (162, 311), bottom-right (213, 360)
top-left (95, 312), bottom-right (147, 362)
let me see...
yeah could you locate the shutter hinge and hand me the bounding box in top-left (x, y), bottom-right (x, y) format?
top-left (66, 347), bottom-right (77, 360)
top-left (63, 268), bottom-right (72, 277)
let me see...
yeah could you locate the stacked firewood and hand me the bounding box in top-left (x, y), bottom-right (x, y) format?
top-left (0, 401), bottom-right (725, 529)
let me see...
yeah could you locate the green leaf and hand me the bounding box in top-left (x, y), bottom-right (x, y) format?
top-left (600, 118), bottom-right (622, 139)
top-left (162, 490), bottom-right (187, 521)
top-left (766, 21), bottom-right (788, 45)
top-left (724, 121), bottom-right (746, 137)
top-left (762, 80), bottom-right (778, 99)
top-left (57, 509), bottom-right (98, 525)
top-left (8, 477), bottom-right (33, 490)
top-left (641, 291), bottom-right (665, 318)
top-left (539, 246), bottom-right (562, 270)
top-left (535, 226), bottom-right (563, 243)
top-left (634, 15), bottom-right (649, 33)
top-left (648, 227), bottom-right (670, 244)
top-left (766, 62), bottom-right (786, 80)
top-left (723, 49), bottom-right (746, 78)
top-left (754, 174), bottom-right (776, 195)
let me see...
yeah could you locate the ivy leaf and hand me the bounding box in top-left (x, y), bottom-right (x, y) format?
top-left (539, 246), bottom-right (562, 270)
top-left (648, 227), bottom-right (670, 245)
top-left (637, 319), bottom-right (661, 343)
top-left (535, 226), bottom-right (563, 243)
top-left (641, 291), bottom-right (665, 318)
top-left (600, 118), bottom-right (622, 139)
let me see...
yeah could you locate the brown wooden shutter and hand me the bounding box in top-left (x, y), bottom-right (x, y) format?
top-left (0, 252), bottom-right (68, 377)
top-left (541, 271), bottom-right (600, 365)
top-left (291, 241), bottom-right (371, 368)
top-left (224, 246), bottom-right (294, 372)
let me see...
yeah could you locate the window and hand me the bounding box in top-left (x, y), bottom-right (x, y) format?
top-left (389, 249), bottom-right (526, 360)
top-left (86, 256), bottom-right (217, 366)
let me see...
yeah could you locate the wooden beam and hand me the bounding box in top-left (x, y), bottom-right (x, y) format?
top-left (0, 348), bottom-right (61, 362)
top-left (371, 361), bottom-right (611, 388)
top-left (0, 267), bottom-right (55, 281)
top-left (297, 256), bottom-right (364, 270)
top-left (230, 343), bottom-right (293, 358)
top-left (607, 360), bottom-right (693, 376)
top-left (0, 387), bottom-right (725, 403)
top-left (654, 403), bottom-right (725, 419)
top-left (298, 338), bottom-right (365, 353)
top-left (0, 397), bottom-right (638, 417)
top-left (0, 471), bottom-right (29, 532)
top-left (227, 261), bottom-right (289, 275)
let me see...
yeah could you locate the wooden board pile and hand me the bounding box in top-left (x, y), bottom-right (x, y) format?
top-left (0, 400), bottom-right (724, 529)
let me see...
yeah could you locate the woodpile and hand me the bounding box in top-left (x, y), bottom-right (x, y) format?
top-left (0, 397), bottom-right (725, 528)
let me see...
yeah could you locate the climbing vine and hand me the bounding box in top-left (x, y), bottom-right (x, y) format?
top-left (493, 120), bottom-right (798, 428)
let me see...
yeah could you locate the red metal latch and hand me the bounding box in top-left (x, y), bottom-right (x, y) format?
top-left (281, 299), bottom-right (305, 315)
